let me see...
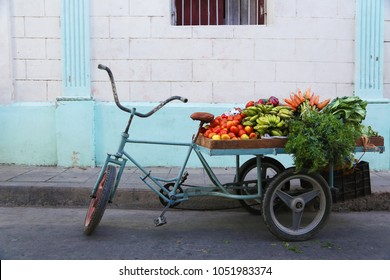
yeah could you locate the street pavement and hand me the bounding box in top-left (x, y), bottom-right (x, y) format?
top-left (0, 207), bottom-right (390, 260)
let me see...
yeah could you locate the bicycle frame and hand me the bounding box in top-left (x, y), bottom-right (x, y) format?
top-left (91, 120), bottom-right (265, 206)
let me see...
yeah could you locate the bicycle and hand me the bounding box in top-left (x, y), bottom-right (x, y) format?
top-left (84, 64), bottom-right (334, 241)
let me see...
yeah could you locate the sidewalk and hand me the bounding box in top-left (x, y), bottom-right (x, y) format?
top-left (1, 164), bottom-right (390, 211)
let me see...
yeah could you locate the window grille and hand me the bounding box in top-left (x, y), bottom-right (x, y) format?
top-left (172, 0), bottom-right (266, 26)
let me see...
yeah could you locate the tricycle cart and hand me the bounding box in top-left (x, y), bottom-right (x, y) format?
top-left (84, 65), bottom-right (385, 242)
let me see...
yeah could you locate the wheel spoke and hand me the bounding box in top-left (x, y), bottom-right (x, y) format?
top-left (291, 211), bottom-right (304, 230)
top-left (261, 167), bottom-right (267, 179)
top-left (300, 189), bottom-right (320, 204)
top-left (275, 189), bottom-right (293, 207)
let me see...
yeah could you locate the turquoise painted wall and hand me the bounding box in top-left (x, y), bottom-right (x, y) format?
top-left (56, 99), bottom-right (95, 167)
top-left (0, 103), bottom-right (57, 165)
top-left (1, 100), bottom-right (388, 170)
top-left (357, 100), bottom-right (390, 170)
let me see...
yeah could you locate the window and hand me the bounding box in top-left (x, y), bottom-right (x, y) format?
top-left (172, 0), bottom-right (266, 26)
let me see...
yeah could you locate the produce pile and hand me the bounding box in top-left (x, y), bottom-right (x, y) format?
top-left (200, 88), bottom-right (377, 172)
top-left (201, 89), bottom-right (345, 141)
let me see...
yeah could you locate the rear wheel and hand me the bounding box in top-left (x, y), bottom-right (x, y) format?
top-left (263, 168), bottom-right (332, 241)
top-left (84, 165), bottom-right (116, 235)
top-left (236, 157), bottom-right (285, 215)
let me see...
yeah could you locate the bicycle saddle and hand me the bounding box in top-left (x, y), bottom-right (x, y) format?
top-left (190, 112), bottom-right (214, 123)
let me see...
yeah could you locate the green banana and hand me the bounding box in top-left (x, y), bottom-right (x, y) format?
top-left (276, 120), bottom-right (286, 128)
top-left (271, 129), bottom-right (283, 136)
top-left (249, 115), bottom-right (259, 122)
top-left (242, 121), bottom-right (255, 127)
top-left (256, 117), bottom-right (269, 125)
top-left (243, 108), bottom-right (258, 116)
top-left (278, 113), bottom-right (293, 120)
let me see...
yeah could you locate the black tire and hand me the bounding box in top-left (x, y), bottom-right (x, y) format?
top-left (262, 168), bottom-right (332, 241)
top-left (236, 157), bottom-right (285, 215)
top-left (84, 165), bottom-right (116, 235)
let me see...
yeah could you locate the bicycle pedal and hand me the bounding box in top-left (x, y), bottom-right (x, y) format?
top-left (180, 171), bottom-right (189, 184)
top-left (154, 216), bottom-right (167, 227)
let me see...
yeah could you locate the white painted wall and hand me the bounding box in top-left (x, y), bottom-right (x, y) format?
top-left (0, 0), bottom-right (13, 104)
top-left (9, 0), bottom-right (61, 102)
top-left (3, 0), bottom-right (371, 105)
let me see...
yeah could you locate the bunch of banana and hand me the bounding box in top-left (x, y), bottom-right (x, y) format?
top-left (253, 115), bottom-right (289, 136)
top-left (241, 105), bottom-right (294, 135)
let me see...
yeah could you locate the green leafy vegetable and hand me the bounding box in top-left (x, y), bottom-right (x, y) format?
top-left (285, 111), bottom-right (361, 172)
top-left (321, 96), bottom-right (367, 129)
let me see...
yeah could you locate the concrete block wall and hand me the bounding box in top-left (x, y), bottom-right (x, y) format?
top-left (10, 0), bottom-right (62, 102)
top-left (89, 0), bottom-right (359, 105)
top-left (4, 0), bottom-right (385, 104)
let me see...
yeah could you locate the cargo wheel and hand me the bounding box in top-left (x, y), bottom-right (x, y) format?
top-left (263, 168), bottom-right (332, 241)
top-left (237, 157), bottom-right (285, 215)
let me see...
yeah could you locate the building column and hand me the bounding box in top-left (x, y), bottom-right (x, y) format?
top-left (57, 0), bottom-right (95, 167)
top-left (355, 0), bottom-right (390, 170)
top-left (355, 0), bottom-right (384, 99)
top-left (0, 0), bottom-right (13, 104)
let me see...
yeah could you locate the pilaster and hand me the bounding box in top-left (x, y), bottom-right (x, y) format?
top-left (61, 0), bottom-right (91, 97)
top-left (57, 0), bottom-right (94, 166)
top-left (355, 0), bottom-right (384, 99)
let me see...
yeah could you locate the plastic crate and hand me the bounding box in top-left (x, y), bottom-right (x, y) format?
top-left (323, 161), bottom-right (371, 203)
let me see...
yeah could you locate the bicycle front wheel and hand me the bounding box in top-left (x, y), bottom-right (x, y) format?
top-left (262, 168), bottom-right (332, 241)
top-left (84, 165), bottom-right (116, 235)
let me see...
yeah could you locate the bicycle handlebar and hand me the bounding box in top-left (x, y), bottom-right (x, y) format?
top-left (98, 64), bottom-right (188, 117)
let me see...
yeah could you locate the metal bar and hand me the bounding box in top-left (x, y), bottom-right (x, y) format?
top-left (199, 0), bottom-right (201, 25)
top-left (190, 0), bottom-right (192, 25)
top-left (208, 0), bottom-right (210, 25)
top-left (235, 155), bottom-right (240, 183)
top-left (216, 0), bottom-right (219, 25)
top-left (227, 0), bottom-right (230, 24)
top-left (256, 155), bottom-right (262, 199)
top-left (197, 145), bottom-right (286, 156)
top-left (126, 139), bottom-right (192, 147)
top-left (238, 0), bottom-right (241, 24)
top-left (182, 0), bottom-right (184, 25)
top-left (248, 0), bottom-right (251, 24)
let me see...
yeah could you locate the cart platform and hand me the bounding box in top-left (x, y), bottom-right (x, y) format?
top-left (196, 135), bottom-right (385, 156)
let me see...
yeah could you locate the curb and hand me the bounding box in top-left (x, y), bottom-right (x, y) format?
top-left (1, 184), bottom-right (389, 212)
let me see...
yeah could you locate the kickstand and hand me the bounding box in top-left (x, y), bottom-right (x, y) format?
top-left (154, 197), bottom-right (175, 226)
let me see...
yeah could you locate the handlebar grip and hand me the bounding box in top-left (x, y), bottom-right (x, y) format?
top-left (98, 64), bottom-right (108, 70)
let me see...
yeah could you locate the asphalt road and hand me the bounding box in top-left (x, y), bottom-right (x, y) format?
top-left (0, 206), bottom-right (389, 260)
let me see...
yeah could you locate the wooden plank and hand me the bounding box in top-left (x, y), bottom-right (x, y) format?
top-left (196, 134), bottom-right (384, 150)
top-left (196, 134), bottom-right (288, 149)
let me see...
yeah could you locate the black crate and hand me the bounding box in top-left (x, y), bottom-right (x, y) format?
top-left (323, 161), bottom-right (371, 203)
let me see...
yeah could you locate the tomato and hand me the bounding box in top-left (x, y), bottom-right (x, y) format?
top-left (238, 130), bottom-right (247, 137)
top-left (229, 125), bottom-right (239, 135)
